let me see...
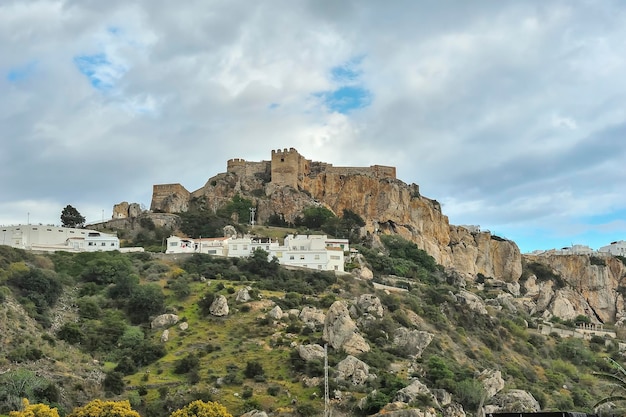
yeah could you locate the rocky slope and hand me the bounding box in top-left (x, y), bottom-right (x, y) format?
top-left (150, 164), bottom-right (522, 282)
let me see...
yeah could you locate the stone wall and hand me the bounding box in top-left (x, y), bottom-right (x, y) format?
top-left (227, 158), bottom-right (271, 179)
top-left (270, 148), bottom-right (311, 188)
top-left (150, 184), bottom-right (191, 213)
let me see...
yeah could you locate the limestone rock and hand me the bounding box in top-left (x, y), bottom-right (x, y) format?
top-left (324, 301), bottom-right (370, 355)
top-left (210, 295), bottom-right (229, 317)
top-left (394, 379), bottom-right (438, 407)
top-left (160, 329), bottom-right (169, 343)
top-left (297, 344), bottom-right (325, 362)
top-left (454, 290), bottom-right (488, 315)
top-left (178, 322), bottom-right (189, 331)
top-left (442, 402), bottom-right (466, 417)
top-left (336, 355), bottom-right (374, 385)
top-left (268, 305), bottom-right (283, 320)
top-left (486, 389), bottom-right (540, 413)
top-left (151, 314), bottom-right (179, 329)
top-left (355, 294), bottom-right (384, 318)
top-left (392, 327), bottom-right (434, 359)
top-left (356, 266), bottom-right (374, 280)
top-left (478, 369), bottom-right (505, 399)
top-left (240, 410), bottom-right (268, 417)
top-left (300, 306), bottom-right (326, 329)
top-left (373, 402), bottom-right (438, 417)
top-left (223, 225), bottom-right (237, 238)
top-left (236, 287), bottom-right (252, 302)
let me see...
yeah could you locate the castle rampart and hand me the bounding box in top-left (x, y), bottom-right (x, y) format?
top-left (150, 183), bottom-right (191, 212)
top-left (227, 158), bottom-right (270, 178)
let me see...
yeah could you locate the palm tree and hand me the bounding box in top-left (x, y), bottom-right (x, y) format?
top-left (594, 357), bottom-right (626, 414)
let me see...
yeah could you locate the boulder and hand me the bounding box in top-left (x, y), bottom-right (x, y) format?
top-left (299, 306), bottom-right (326, 329)
top-left (392, 327), bottom-right (434, 359)
top-left (373, 402), bottom-right (438, 417)
top-left (324, 301), bottom-right (370, 355)
top-left (486, 389), bottom-right (540, 413)
top-left (236, 287), bottom-right (252, 302)
top-left (297, 344), bottom-right (325, 362)
top-left (478, 369), bottom-right (505, 399)
top-left (442, 402), bottom-right (466, 417)
top-left (240, 410), bottom-right (268, 417)
top-left (394, 379), bottom-right (438, 406)
top-left (336, 355), bottom-right (374, 385)
top-left (268, 305), bottom-right (283, 320)
top-left (179, 322), bottom-right (189, 331)
top-left (210, 295), bottom-right (229, 317)
top-left (151, 314), bottom-right (179, 329)
top-left (356, 294), bottom-right (384, 318)
top-left (454, 290), bottom-right (488, 315)
top-left (160, 329), bottom-right (169, 343)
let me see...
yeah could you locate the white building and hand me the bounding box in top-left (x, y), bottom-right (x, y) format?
top-left (165, 233), bottom-right (346, 272)
top-left (0, 224), bottom-right (120, 252)
top-left (599, 241), bottom-right (626, 256)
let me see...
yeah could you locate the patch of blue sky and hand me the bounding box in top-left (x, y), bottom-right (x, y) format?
top-left (315, 86), bottom-right (372, 114)
top-left (73, 53), bottom-right (126, 91)
top-left (315, 56), bottom-right (371, 114)
top-left (6, 61), bottom-right (37, 82)
top-left (268, 103), bottom-right (280, 110)
top-left (330, 55), bottom-right (364, 84)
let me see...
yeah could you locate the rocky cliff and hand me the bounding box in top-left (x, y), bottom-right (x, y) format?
top-left (148, 149), bottom-right (522, 282)
top-left (521, 254), bottom-right (626, 324)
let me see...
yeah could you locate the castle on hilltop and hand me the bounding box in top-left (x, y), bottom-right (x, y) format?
top-left (150, 148), bottom-right (397, 212)
top-left (226, 147), bottom-right (396, 189)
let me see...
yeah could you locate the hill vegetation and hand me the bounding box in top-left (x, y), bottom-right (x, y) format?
top-left (1, 224), bottom-right (624, 417)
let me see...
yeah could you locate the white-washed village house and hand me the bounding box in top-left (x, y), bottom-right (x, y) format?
top-left (0, 224), bottom-right (120, 252)
top-left (166, 234), bottom-right (349, 272)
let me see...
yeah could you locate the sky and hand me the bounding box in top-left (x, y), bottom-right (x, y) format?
top-left (2, 0), bottom-right (626, 254)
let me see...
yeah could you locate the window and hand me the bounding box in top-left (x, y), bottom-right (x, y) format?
top-left (111, 243), bottom-right (115, 246)
top-left (32, 227), bottom-right (37, 230)
top-left (289, 255), bottom-right (295, 260)
top-left (170, 242), bottom-right (178, 246)
top-left (318, 265), bottom-right (322, 269)
top-left (300, 246), bottom-right (305, 250)
top-left (101, 242), bottom-right (106, 246)
top-left (276, 251), bottom-right (283, 258)
top-left (243, 245), bottom-right (248, 250)
top-left (314, 254), bottom-right (320, 260)
top-left (331, 255), bottom-right (340, 260)
top-left (334, 265), bottom-right (339, 270)
top-left (232, 245), bottom-right (238, 250)
top-left (300, 255), bottom-right (305, 260)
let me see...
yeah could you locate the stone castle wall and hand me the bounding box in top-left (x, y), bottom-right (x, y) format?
top-left (226, 158), bottom-right (271, 178)
top-left (270, 148), bottom-right (312, 188)
top-left (150, 183), bottom-right (190, 212)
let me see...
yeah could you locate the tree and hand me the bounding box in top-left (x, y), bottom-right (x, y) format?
top-left (9, 399), bottom-right (59, 417)
top-left (67, 400), bottom-right (140, 417)
top-left (60, 205), bottom-right (85, 228)
top-left (169, 400), bottom-right (233, 417)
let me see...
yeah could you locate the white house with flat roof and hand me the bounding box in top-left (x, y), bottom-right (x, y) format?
top-left (599, 241), bottom-right (626, 256)
top-left (165, 233), bottom-right (346, 272)
top-left (0, 224), bottom-right (119, 252)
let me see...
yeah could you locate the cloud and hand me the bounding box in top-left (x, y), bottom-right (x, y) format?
top-left (1, 0), bottom-right (626, 254)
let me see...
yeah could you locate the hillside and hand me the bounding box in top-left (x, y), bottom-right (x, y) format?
top-left (1, 240), bottom-right (626, 417)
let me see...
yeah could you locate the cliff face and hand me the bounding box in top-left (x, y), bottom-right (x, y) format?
top-left (522, 254), bottom-right (626, 323)
top-left (150, 152), bottom-right (522, 281)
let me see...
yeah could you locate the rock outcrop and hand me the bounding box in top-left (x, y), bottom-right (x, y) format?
top-left (146, 148), bottom-right (523, 281)
top-left (209, 295), bottom-right (229, 317)
top-left (151, 314), bottom-right (179, 329)
top-left (392, 328), bottom-right (434, 359)
top-left (336, 355), bottom-right (375, 385)
top-left (324, 301), bottom-right (370, 355)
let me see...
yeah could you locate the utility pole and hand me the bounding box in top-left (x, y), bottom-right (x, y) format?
top-left (324, 344), bottom-right (331, 417)
top-left (249, 207), bottom-right (256, 226)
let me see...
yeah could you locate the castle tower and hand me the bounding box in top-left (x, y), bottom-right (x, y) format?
top-left (270, 148), bottom-right (311, 189)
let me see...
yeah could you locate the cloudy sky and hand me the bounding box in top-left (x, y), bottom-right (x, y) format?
top-left (2, 0), bottom-right (626, 253)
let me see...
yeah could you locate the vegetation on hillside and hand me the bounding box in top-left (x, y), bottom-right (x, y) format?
top-left (1, 230), bottom-right (625, 416)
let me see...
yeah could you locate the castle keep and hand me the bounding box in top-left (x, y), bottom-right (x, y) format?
top-left (151, 148), bottom-right (396, 212)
